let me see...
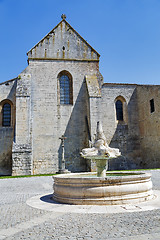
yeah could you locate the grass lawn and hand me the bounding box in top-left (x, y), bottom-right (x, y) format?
top-left (0, 168), bottom-right (160, 179)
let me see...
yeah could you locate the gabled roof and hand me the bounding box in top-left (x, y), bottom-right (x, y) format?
top-left (27, 16), bottom-right (100, 61)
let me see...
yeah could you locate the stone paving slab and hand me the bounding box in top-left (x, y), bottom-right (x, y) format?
top-left (0, 212), bottom-right (65, 240)
top-left (2, 211), bottom-right (160, 240)
top-left (0, 171), bottom-right (160, 239)
top-left (109, 232), bottom-right (160, 240)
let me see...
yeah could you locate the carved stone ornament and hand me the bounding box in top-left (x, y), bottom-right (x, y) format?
top-left (61, 14), bottom-right (66, 20)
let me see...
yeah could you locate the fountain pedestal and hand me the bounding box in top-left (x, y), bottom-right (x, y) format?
top-left (89, 156), bottom-right (109, 177)
top-left (95, 159), bottom-right (107, 177)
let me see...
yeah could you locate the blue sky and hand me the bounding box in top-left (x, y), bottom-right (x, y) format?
top-left (0, 0), bottom-right (160, 85)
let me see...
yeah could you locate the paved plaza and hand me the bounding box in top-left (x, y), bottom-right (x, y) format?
top-left (1, 170), bottom-right (160, 240)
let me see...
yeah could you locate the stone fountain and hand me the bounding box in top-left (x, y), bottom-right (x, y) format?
top-left (53, 122), bottom-right (154, 205)
top-left (80, 121), bottom-right (121, 177)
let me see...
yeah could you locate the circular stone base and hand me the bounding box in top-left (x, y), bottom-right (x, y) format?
top-left (26, 191), bottom-right (160, 214)
top-left (53, 172), bottom-right (154, 205)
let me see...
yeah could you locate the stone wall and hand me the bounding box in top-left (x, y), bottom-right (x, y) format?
top-left (0, 79), bottom-right (16, 175)
top-left (13, 60), bottom-right (100, 175)
top-left (12, 143), bottom-right (32, 175)
top-left (12, 73), bottom-right (32, 176)
top-left (137, 85), bottom-right (160, 168)
top-left (89, 83), bottom-right (141, 170)
top-left (0, 128), bottom-right (13, 175)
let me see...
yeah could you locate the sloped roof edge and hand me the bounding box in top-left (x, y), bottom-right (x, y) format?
top-left (0, 77), bottom-right (17, 86)
top-left (86, 75), bottom-right (101, 97)
top-left (27, 19), bottom-right (100, 57)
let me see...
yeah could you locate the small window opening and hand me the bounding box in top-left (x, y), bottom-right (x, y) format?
top-left (150, 99), bottom-right (155, 113)
top-left (62, 46), bottom-right (65, 50)
top-left (116, 100), bottom-right (123, 121)
top-left (2, 103), bottom-right (11, 126)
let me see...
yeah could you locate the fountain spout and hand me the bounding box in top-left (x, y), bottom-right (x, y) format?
top-left (80, 121), bottom-right (121, 177)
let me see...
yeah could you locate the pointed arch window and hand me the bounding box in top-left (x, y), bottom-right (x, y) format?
top-left (58, 71), bottom-right (73, 105)
top-left (115, 96), bottom-right (128, 124)
top-left (2, 103), bottom-right (11, 126)
top-left (116, 100), bottom-right (123, 121)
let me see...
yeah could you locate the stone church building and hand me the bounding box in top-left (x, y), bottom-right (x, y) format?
top-left (0, 15), bottom-right (160, 176)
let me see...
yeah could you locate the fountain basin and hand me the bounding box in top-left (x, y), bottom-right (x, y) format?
top-left (53, 172), bottom-right (154, 205)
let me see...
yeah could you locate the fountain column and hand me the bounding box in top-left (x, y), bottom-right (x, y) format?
top-left (95, 158), bottom-right (108, 177)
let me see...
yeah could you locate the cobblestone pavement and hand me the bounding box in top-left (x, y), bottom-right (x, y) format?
top-left (0, 170), bottom-right (160, 240)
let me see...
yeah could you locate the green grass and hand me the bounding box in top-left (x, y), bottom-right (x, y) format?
top-left (0, 173), bottom-right (57, 179)
top-left (107, 168), bottom-right (160, 172)
top-left (0, 168), bottom-right (160, 179)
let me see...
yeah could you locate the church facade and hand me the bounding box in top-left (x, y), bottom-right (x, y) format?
top-left (0, 15), bottom-right (160, 176)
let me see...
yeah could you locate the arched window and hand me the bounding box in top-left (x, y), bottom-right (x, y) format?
top-left (115, 100), bottom-right (123, 121)
top-left (2, 103), bottom-right (11, 126)
top-left (58, 71), bottom-right (73, 105)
